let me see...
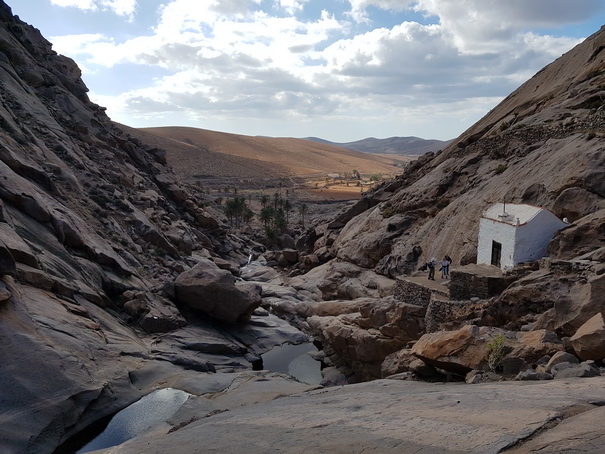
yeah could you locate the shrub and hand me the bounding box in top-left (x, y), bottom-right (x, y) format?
top-left (494, 164), bottom-right (507, 175)
top-left (486, 334), bottom-right (506, 372)
top-left (381, 207), bottom-right (399, 218)
top-left (436, 198), bottom-right (450, 209)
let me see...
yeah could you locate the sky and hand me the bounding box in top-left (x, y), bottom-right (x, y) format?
top-left (9, 1), bottom-right (605, 142)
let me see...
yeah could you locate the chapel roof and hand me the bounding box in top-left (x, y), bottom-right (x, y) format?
top-left (482, 203), bottom-right (543, 225)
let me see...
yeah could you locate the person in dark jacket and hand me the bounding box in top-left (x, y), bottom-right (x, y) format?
top-left (427, 258), bottom-right (436, 280)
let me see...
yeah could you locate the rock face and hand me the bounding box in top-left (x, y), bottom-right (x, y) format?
top-left (308, 297), bottom-right (425, 381)
top-left (3, 2), bottom-right (605, 453)
top-left (175, 258), bottom-right (262, 324)
top-left (570, 311), bottom-right (605, 360)
top-left (88, 376), bottom-right (605, 454)
top-left (0, 4), bottom-right (291, 453)
top-left (411, 326), bottom-right (563, 376)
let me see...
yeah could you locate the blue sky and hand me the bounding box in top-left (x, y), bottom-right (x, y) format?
top-left (10, 0), bottom-right (605, 142)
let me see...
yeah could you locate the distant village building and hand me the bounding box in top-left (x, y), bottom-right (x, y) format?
top-left (477, 203), bottom-right (568, 270)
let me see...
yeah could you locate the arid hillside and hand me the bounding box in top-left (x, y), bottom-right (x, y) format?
top-left (3, 0), bottom-right (605, 451)
top-left (329, 25), bottom-right (605, 277)
top-left (131, 125), bottom-right (404, 181)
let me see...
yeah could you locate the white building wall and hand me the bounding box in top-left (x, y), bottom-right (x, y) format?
top-left (513, 210), bottom-right (567, 264)
top-left (477, 218), bottom-right (517, 269)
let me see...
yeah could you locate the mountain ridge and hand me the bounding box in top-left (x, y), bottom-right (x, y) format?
top-left (303, 135), bottom-right (452, 155)
top-left (128, 125), bottom-right (405, 182)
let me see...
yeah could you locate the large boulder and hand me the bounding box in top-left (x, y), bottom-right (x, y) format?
top-left (381, 348), bottom-right (417, 377)
top-left (535, 269), bottom-right (605, 336)
top-left (175, 258), bottom-right (262, 324)
top-left (551, 187), bottom-right (605, 222)
top-left (570, 311), bottom-right (605, 360)
top-left (487, 270), bottom-right (560, 330)
top-left (307, 297), bottom-right (426, 381)
top-left (357, 297), bottom-right (426, 340)
top-left (411, 326), bottom-right (563, 376)
top-left (308, 313), bottom-right (407, 382)
top-left (548, 209), bottom-right (605, 260)
top-left (289, 259), bottom-right (396, 301)
top-left (129, 293), bottom-right (187, 334)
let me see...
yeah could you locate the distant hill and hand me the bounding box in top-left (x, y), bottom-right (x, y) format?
top-left (128, 126), bottom-right (403, 182)
top-left (304, 136), bottom-right (452, 155)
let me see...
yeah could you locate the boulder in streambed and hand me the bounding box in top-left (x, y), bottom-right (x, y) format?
top-left (175, 258), bottom-right (262, 324)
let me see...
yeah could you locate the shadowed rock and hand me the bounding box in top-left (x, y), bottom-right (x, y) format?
top-left (175, 258), bottom-right (262, 324)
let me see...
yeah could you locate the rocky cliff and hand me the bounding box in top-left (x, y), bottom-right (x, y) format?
top-left (3, 1), bottom-right (605, 452)
top-left (0, 3), bottom-right (303, 452)
top-left (273, 25), bottom-right (605, 384)
top-left (331, 25), bottom-right (605, 275)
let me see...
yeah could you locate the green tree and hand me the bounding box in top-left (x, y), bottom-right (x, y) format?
top-left (260, 194), bottom-right (269, 209)
top-left (283, 199), bottom-right (292, 223)
top-left (224, 197), bottom-right (248, 227)
top-left (264, 226), bottom-right (278, 244)
top-left (273, 191), bottom-right (282, 211)
top-left (275, 209), bottom-right (287, 232)
top-left (260, 206), bottom-right (274, 227)
top-left (299, 203), bottom-right (308, 228)
top-left (244, 207), bottom-right (254, 223)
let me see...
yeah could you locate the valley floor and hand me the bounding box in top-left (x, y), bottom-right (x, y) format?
top-left (100, 374), bottom-right (605, 454)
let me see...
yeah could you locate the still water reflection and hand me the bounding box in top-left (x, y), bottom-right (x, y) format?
top-left (76, 388), bottom-right (190, 453)
top-left (260, 342), bottom-right (322, 385)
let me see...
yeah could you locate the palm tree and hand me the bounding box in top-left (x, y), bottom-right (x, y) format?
top-left (283, 199), bottom-right (292, 223)
top-left (273, 191), bottom-right (282, 211)
top-left (260, 206), bottom-right (274, 227)
top-left (275, 208), bottom-right (287, 232)
top-left (299, 203), bottom-right (308, 228)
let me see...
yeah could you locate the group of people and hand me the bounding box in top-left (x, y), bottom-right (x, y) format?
top-left (426, 255), bottom-right (452, 280)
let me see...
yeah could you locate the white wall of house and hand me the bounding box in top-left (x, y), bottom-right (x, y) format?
top-left (477, 204), bottom-right (567, 270)
top-left (477, 218), bottom-right (517, 269)
top-left (513, 210), bottom-right (567, 264)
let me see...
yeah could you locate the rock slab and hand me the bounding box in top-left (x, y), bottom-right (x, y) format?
top-left (175, 258), bottom-right (262, 324)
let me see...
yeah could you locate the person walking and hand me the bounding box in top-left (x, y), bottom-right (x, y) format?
top-left (442, 255), bottom-right (452, 278)
top-left (427, 258), bottom-right (436, 280)
top-left (440, 258), bottom-right (448, 278)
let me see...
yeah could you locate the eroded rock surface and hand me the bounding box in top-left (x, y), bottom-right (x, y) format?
top-left (2, 3), bottom-right (605, 454)
top-left (175, 258), bottom-right (262, 324)
top-left (102, 376), bottom-right (605, 454)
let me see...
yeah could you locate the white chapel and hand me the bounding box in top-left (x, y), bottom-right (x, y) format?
top-left (477, 203), bottom-right (568, 270)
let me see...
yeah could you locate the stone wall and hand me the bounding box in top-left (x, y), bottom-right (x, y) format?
top-left (393, 278), bottom-right (432, 307)
top-left (449, 265), bottom-right (517, 300)
top-left (425, 297), bottom-right (492, 333)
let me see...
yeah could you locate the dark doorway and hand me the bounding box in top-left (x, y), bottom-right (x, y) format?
top-left (491, 240), bottom-right (502, 267)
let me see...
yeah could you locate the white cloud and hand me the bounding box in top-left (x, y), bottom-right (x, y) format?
top-left (345, 0), bottom-right (415, 22)
top-left (50, 0), bottom-right (95, 8)
top-left (102, 0), bottom-right (137, 17)
top-left (208, 0), bottom-right (261, 16)
top-left (274, 0), bottom-right (310, 15)
top-left (50, 0), bottom-right (137, 18)
top-left (44, 0), bottom-right (602, 141)
top-left (414, 0), bottom-right (598, 53)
